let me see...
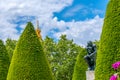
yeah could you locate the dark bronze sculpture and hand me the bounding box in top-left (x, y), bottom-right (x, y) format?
top-left (84, 41), bottom-right (97, 70)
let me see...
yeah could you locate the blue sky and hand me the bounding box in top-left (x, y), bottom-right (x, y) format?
top-left (54, 0), bottom-right (108, 21)
top-left (0, 0), bottom-right (109, 46)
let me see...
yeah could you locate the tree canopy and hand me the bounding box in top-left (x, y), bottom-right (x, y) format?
top-left (5, 38), bottom-right (17, 62)
top-left (0, 40), bottom-right (10, 80)
top-left (43, 35), bottom-right (82, 80)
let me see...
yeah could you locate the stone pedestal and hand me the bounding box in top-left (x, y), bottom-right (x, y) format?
top-left (86, 71), bottom-right (94, 80)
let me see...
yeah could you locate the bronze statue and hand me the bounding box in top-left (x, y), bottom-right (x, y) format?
top-left (84, 41), bottom-right (97, 70)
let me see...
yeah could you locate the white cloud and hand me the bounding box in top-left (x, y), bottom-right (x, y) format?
top-left (63, 5), bottom-right (84, 17)
top-left (0, 0), bottom-right (73, 40)
top-left (0, 0), bottom-right (104, 46)
top-left (52, 15), bottom-right (103, 46)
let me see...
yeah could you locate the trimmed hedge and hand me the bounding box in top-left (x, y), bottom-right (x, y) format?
top-left (0, 40), bottom-right (10, 80)
top-left (7, 22), bottom-right (54, 80)
top-left (95, 0), bottom-right (120, 80)
top-left (72, 48), bottom-right (87, 80)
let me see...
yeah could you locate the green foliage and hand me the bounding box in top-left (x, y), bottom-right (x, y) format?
top-left (43, 36), bottom-right (56, 64)
top-left (72, 48), bottom-right (87, 80)
top-left (0, 40), bottom-right (10, 80)
top-left (93, 40), bottom-right (99, 49)
top-left (43, 35), bottom-right (82, 80)
top-left (55, 35), bottom-right (81, 80)
top-left (7, 22), bottom-right (54, 80)
top-left (5, 38), bottom-right (17, 62)
top-left (95, 0), bottom-right (120, 80)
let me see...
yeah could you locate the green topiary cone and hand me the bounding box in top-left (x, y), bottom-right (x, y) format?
top-left (95, 0), bottom-right (120, 80)
top-left (0, 40), bottom-right (10, 80)
top-left (72, 48), bottom-right (87, 80)
top-left (7, 22), bottom-right (54, 80)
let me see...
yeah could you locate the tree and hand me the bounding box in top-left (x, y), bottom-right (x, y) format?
top-left (95, 0), bottom-right (120, 79)
top-left (72, 48), bottom-right (87, 80)
top-left (55, 35), bottom-right (81, 80)
top-left (43, 35), bottom-right (82, 80)
top-left (43, 36), bottom-right (56, 64)
top-left (0, 40), bottom-right (10, 80)
top-left (55, 35), bottom-right (80, 80)
top-left (43, 36), bottom-right (57, 78)
top-left (5, 38), bottom-right (17, 62)
top-left (7, 22), bottom-right (54, 80)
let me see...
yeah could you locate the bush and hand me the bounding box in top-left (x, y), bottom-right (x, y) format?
top-left (7, 22), bottom-right (54, 80)
top-left (0, 40), bottom-right (10, 80)
top-left (72, 48), bottom-right (87, 80)
top-left (95, 0), bottom-right (120, 80)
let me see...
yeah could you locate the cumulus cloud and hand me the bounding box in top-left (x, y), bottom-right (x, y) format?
top-left (0, 0), bottom-right (73, 40)
top-left (52, 15), bottom-right (103, 46)
top-left (0, 0), bottom-right (103, 46)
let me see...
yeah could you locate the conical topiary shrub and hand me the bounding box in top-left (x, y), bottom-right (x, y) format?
top-left (7, 22), bottom-right (54, 80)
top-left (0, 40), bottom-right (10, 80)
top-left (95, 0), bottom-right (120, 80)
top-left (72, 48), bottom-right (87, 80)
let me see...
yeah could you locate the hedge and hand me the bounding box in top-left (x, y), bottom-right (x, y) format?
top-left (7, 22), bottom-right (54, 80)
top-left (0, 40), bottom-right (10, 80)
top-left (95, 0), bottom-right (120, 80)
top-left (72, 48), bottom-right (87, 80)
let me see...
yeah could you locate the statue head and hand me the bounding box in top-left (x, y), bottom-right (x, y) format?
top-left (87, 41), bottom-right (93, 47)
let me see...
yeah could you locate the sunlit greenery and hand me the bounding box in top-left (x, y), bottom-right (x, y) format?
top-left (0, 22), bottom-right (101, 80)
top-left (7, 22), bottom-right (54, 80)
top-left (95, 0), bottom-right (120, 80)
top-left (0, 40), bottom-right (10, 80)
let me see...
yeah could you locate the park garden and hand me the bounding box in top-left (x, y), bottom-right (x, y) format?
top-left (0, 0), bottom-right (120, 80)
